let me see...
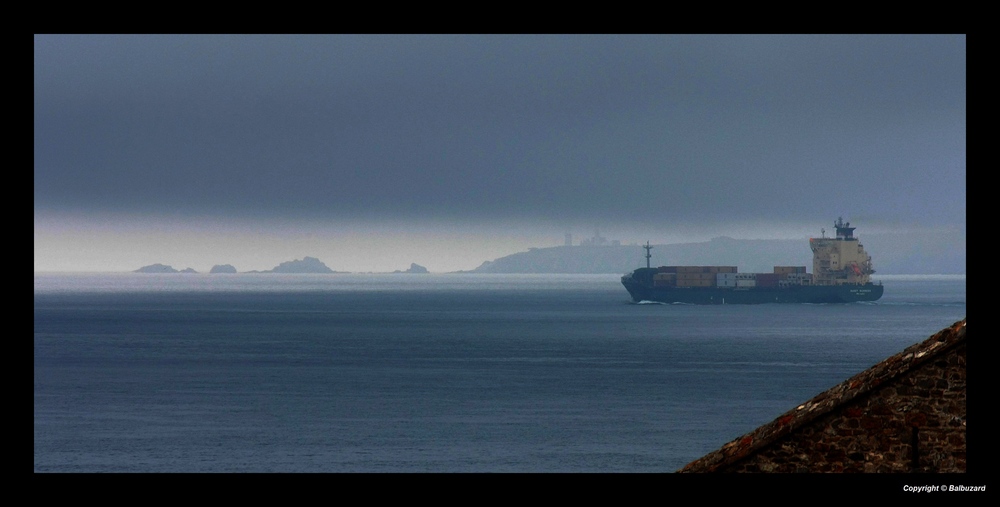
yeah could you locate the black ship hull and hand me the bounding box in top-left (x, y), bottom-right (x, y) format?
top-left (621, 274), bottom-right (883, 305)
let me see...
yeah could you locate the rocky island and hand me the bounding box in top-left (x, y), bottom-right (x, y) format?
top-left (134, 264), bottom-right (198, 273)
top-left (259, 256), bottom-right (337, 273)
top-left (134, 264), bottom-right (179, 273)
top-left (394, 263), bottom-right (429, 274)
top-left (136, 257), bottom-right (340, 274)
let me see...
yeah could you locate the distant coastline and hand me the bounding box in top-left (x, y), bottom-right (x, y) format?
top-left (61, 231), bottom-right (965, 276)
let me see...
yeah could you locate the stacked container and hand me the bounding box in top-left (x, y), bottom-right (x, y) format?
top-left (653, 272), bottom-right (677, 287)
top-left (779, 272), bottom-right (813, 287)
top-left (662, 266), bottom-right (738, 287)
top-left (755, 273), bottom-right (780, 287)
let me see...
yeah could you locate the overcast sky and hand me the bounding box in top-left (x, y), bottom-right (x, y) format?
top-left (34, 34), bottom-right (966, 272)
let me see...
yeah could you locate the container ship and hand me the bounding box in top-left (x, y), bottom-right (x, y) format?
top-left (621, 218), bottom-right (884, 304)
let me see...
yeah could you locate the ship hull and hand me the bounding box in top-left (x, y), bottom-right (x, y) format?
top-left (621, 277), bottom-right (883, 304)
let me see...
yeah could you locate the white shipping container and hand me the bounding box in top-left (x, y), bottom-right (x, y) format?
top-left (784, 273), bottom-right (813, 285)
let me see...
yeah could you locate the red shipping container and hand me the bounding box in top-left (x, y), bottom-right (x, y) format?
top-left (755, 273), bottom-right (779, 287)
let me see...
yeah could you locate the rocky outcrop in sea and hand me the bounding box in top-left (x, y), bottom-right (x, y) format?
top-left (267, 256), bottom-right (336, 273)
top-left (134, 263), bottom-right (179, 273)
top-left (394, 263), bottom-right (429, 274)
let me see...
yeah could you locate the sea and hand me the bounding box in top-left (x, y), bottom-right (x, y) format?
top-left (34, 273), bottom-right (966, 473)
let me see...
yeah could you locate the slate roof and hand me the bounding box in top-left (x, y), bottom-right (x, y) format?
top-left (677, 318), bottom-right (967, 472)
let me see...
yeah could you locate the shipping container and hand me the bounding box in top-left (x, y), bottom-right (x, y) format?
top-left (670, 266), bottom-right (737, 274)
top-left (677, 280), bottom-right (714, 287)
top-left (676, 273), bottom-right (716, 281)
top-left (755, 273), bottom-right (779, 287)
top-left (674, 266), bottom-right (704, 273)
top-left (785, 273), bottom-right (812, 285)
top-left (773, 266), bottom-right (807, 274)
top-left (707, 266), bottom-right (737, 274)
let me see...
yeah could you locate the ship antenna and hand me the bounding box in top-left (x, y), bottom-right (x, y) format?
top-left (643, 241), bottom-right (653, 269)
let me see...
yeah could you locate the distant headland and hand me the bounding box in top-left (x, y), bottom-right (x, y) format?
top-left (130, 228), bottom-right (965, 276)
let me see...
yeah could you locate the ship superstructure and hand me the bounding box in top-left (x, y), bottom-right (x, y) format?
top-left (809, 217), bottom-right (876, 286)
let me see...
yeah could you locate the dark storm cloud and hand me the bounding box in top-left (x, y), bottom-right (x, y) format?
top-left (34, 34), bottom-right (965, 228)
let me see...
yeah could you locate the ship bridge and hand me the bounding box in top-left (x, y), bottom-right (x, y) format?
top-left (834, 217), bottom-right (856, 240)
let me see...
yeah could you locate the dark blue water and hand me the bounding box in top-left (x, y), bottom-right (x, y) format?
top-left (34, 273), bottom-right (965, 472)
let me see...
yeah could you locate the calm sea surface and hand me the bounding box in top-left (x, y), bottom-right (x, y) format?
top-left (34, 273), bottom-right (966, 472)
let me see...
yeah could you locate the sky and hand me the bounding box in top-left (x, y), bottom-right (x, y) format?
top-left (34, 34), bottom-right (966, 273)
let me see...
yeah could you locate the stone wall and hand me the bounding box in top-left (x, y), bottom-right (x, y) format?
top-left (679, 319), bottom-right (966, 473)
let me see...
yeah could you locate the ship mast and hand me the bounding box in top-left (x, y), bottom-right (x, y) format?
top-left (643, 241), bottom-right (653, 269)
